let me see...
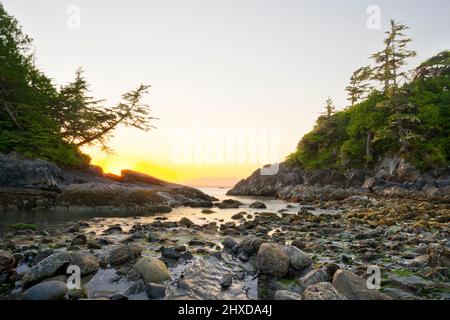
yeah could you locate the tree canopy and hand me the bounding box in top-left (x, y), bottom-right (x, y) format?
top-left (288, 20), bottom-right (449, 171)
top-left (0, 4), bottom-right (155, 166)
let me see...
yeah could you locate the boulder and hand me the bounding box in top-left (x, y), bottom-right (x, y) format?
top-left (134, 257), bottom-right (171, 284)
top-left (23, 281), bottom-right (67, 300)
top-left (257, 243), bottom-right (289, 278)
top-left (231, 212), bottom-right (244, 220)
top-left (22, 252), bottom-right (72, 286)
top-left (282, 246), bottom-right (312, 271)
top-left (109, 245), bottom-right (142, 266)
top-left (222, 237), bottom-right (238, 249)
top-left (220, 274), bottom-right (233, 289)
top-left (71, 234), bottom-right (87, 246)
top-left (0, 250), bottom-right (15, 273)
top-left (303, 282), bottom-right (347, 300)
top-left (216, 199), bottom-right (243, 209)
top-left (70, 252), bottom-right (99, 275)
top-left (239, 236), bottom-right (264, 255)
top-left (299, 264), bottom-right (339, 289)
top-left (146, 282), bottom-right (166, 299)
top-left (178, 217), bottom-right (195, 228)
top-left (249, 201), bottom-right (267, 209)
top-left (332, 269), bottom-right (392, 300)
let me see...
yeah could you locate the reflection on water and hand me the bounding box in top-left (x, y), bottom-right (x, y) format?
top-left (0, 187), bottom-right (339, 231)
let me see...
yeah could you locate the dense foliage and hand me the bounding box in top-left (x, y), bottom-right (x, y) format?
top-left (288, 21), bottom-right (449, 172)
top-left (0, 4), bottom-right (154, 166)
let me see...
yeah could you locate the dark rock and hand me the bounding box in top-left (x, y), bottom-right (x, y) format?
top-left (103, 226), bottom-right (123, 235)
top-left (178, 217), bottom-right (195, 228)
top-left (160, 247), bottom-right (182, 260)
top-left (146, 282), bottom-right (166, 299)
top-left (239, 236), bottom-right (264, 255)
top-left (216, 199), bottom-right (243, 209)
top-left (0, 250), bottom-right (15, 274)
top-left (249, 201), bottom-right (267, 209)
top-left (220, 274), bottom-right (233, 289)
top-left (231, 212), bottom-right (244, 220)
top-left (109, 245), bottom-right (142, 266)
top-left (71, 234), bottom-right (87, 246)
top-left (23, 281), bottom-right (67, 300)
top-left (222, 237), bottom-right (238, 249)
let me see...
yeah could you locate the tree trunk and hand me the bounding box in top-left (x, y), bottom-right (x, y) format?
top-left (366, 129), bottom-right (373, 166)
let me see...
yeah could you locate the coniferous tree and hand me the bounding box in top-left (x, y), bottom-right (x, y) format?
top-left (323, 97), bottom-right (336, 119)
top-left (346, 66), bottom-right (372, 106)
top-left (371, 19), bottom-right (416, 95)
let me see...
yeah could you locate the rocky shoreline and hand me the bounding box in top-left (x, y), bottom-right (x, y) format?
top-left (0, 154), bottom-right (449, 300)
top-left (0, 194), bottom-right (449, 300)
top-left (227, 157), bottom-right (450, 203)
top-left (0, 153), bottom-right (216, 212)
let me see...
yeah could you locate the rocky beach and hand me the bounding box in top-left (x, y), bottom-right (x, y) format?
top-left (0, 154), bottom-right (449, 300)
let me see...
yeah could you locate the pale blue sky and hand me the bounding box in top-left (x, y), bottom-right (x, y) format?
top-left (2, 0), bottom-right (449, 184)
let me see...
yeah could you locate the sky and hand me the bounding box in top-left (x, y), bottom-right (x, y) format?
top-left (2, 0), bottom-right (449, 186)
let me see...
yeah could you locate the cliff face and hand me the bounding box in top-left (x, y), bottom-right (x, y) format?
top-left (0, 153), bottom-right (216, 212)
top-left (228, 158), bottom-right (450, 203)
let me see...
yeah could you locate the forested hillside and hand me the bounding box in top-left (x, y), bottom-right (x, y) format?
top-left (288, 20), bottom-right (449, 172)
top-left (0, 4), bottom-right (154, 166)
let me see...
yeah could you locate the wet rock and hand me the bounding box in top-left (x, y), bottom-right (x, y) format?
top-left (332, 269), bottom-right (392, 300)
top-left (249, 201), bottom-right (267, 209)
top-left (282, 246), bottom-right (312, 271)
top-left (303, 282), bottom-right (347, 300)
top-left (124, 279), bottom-right (147, 294)
top-left (274, 290), bottom-right (302, 300)
top-left (146, 282), bottom-right (166, 299)
top-left (178, 217), bottom-right (195, 228)
top-left (201, 209), bottom-right (215, 214)
top-left (71, 234), bottom-right (87, 246)
top-left (23, 281), bottom-right (67, 300)
top-left (134, 257), bottom-right (170, 284)
top-left (231, 212), bottom-right (244, 220)
top-left (239, 236), bottom-right (265, 255)
top-left (291, 240), bottom-right (306, 250)
top-left (185, 200), bottom-right (214, 208)
top-left (103, 226), bottom-right (123, 235)
top-left (216, 199), bottom-right (243, 209)
top-left (257, 243), bottom-right (289, 278)
top-left (220, 274), bottom-right (233, 289)
top-left (68, 288), bottom-right (88, 300)
top-left (109, 245), bottom-right (142, 267)
top-left (22, 252), bottom-right (72, 287)
top-left (299, 264), bottom-right (339, 289)
top-left (31, 250), bottom-right (55, 266)
top-left (222, 237), bottom-right (238, 249)
top-left (0, 250), bottom-right (15, 274)
top-left (70, 252), bottom-right (99, 275)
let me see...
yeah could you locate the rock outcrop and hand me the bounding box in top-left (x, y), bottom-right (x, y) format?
top-left (228, 158), bottom-right (450, 203)
top-left (0, 153), bottom-right (216, 212)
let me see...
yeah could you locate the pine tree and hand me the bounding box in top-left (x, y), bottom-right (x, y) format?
top-left (346, 66), bottom-right (372, 106)
top-left (323, 97), bottom-right (335, 118)
top-left (371, 19), bottom-right (416, 95)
